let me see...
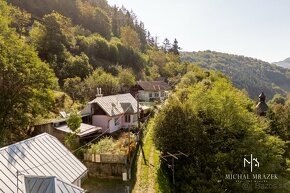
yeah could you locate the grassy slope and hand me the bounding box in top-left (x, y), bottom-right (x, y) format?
top-left (132, 122), bottom-right (171, 193)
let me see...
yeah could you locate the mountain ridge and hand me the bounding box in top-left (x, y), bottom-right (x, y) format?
top-left (273, 57), bottom-right (290, 69)
top-left (181, 50), bottom-right (290, 100)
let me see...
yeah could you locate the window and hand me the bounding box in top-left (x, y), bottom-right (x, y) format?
top-left (115, 118), bottom-right (120, 126)
top-left (154, 92), bottom-right (159, 97)
top-left (149, 93), bottom-right (153, 98)
top-left (161, 92), bottom-right (165, 97)
top-left (125, 114), bottom-right (131, 123)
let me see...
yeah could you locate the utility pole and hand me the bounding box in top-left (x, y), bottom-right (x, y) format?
top-left (161, 151), bottom-right (189, 192)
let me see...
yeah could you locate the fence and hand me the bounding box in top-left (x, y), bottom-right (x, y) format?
top-left (84, 153), bottom-right (127, 164)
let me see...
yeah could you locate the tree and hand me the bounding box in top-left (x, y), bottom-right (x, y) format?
top-left (63, 77), bottom-right (84, 104)
top-left (154, 72), bottom-right (286, 193)
top-left (117, 67), bottom-right (136, 93)
top-left (270, 94), bottom-right (286, 105)
top-left (120, 26), bottom-right (141, 50)
top-left (162, 38), bottom-right (171, 53)
top-left (83, 69), bottom-right (120, 99)
top-left (169, 38), bottom-right (181, 55)
top-left (0, 1), bottom-right (58, 144)
top-left (66, 110), bottom-right (82, 132)
top-left (76, 0), bottom-right (112, 39)
top-left (65, 110), bottom-right (82, 150)
top-left (9, 6), bottom-right (31, 37)
top-left (30, 12), bottom-right (75, 82)
top-left (62, 52), bottom-right (93, 80)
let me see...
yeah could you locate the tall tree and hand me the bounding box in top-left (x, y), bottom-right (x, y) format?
top-left (0, 1), bottom-right (58, 144)
top-left (120, 26), bottom-right (141, 50)
top-left (170, 38), bottom-right (181, 55)
top-left (162, 38), bottom-right (171, 53)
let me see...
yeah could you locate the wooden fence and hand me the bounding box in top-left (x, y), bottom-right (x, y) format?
top-left (84, 153), bottom-right (127, 164)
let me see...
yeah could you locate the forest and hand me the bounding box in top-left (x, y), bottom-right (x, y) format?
top-left (0, 0), bottom-right (183, 144)
top-left (181, 51), bottom-right (290, 99)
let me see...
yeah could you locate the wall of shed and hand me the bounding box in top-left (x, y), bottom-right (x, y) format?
top-left (84, 161), bottom-right (127, 179)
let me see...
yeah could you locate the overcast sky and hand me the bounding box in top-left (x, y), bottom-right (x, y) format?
top-left (107, 0), bottom-right (290, 63)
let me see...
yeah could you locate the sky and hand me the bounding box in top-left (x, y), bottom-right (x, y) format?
top-left (107, 0), bottom-right (290, 63)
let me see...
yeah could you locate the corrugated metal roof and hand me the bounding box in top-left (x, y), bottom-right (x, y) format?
top-left (23, 175), bottom-right (84, 193)
top-left (89, 93), bottom-right (138, 116)
top-left (0, 133), bottom-right (87, 193)
top-left (137, 81), bottom-right (171, 91)
top-left (55, 123), bottom-right (102, 137)
top-left (24, 175), bottom-right (56, 193)
top-left (56, 178), bottom-right (85, 193)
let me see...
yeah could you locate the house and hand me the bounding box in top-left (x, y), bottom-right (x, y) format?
top-left (0, 133), bottom-right (88, 193)
top-left (82, 93), bottom-right (138, 133)
top-left (136, 81), bottom-right (171, 102)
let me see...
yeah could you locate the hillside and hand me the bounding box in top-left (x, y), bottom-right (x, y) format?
top-left (273, 58), bottom-right (290, 69)
top-left (181, 51), bottom-right (290, 99)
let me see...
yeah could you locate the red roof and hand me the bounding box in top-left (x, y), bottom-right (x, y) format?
top-left (137, 81), bottom-right (171, 91)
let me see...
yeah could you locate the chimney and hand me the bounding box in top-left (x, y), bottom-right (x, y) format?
top-left (95, 88), bottom-right (103, 98)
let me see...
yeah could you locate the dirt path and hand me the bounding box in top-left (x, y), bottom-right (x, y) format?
top-left (147, 144), bottom-right (156, 193)
top-left (133, 129), bottom-right (156, 193)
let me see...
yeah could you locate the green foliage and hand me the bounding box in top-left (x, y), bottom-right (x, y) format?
top-left (120, 26), bottom-right (141, 50)
top-left (66, 110), bottom-right (82, 132)
top-left (83, 68), bottom-right (120, 99)
top-left (76, 0), bottom-right (112, 39)
top-left (117, 67), bottom-right (136, 93)
top-left (63, 77), bottom-right (84, 103)
top-left (62, 52), bottom-right (93, 80)
top-left (169, 38), bottom-right (180, 55)
top-left (89, 137), bottom-right (115, 154)
top-left (153, 70), bottom-right (286, 192)
top-left (9, 6), bottom-right (31, 36)
top-left (270, 94), bottom-right (286, 105)
top-left (77, 34), bottom-right (110, 63)
top-left (181, 51), bottom-right (290, 99)
top-left (267, 104), bottom-right (290, 141)
top-left (88, 133), bottom-right (137, 155)
top-left (0, 1), bottom-right (57, 144)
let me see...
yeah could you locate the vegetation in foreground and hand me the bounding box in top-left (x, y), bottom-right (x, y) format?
top-left (153, 68), bottom-right (290, 192)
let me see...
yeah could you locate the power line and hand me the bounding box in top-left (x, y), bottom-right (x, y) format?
top-left (18, 94), bottom-right (136, 174)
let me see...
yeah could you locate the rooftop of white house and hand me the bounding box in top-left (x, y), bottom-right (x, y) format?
top-left (88, 93), bottom-right (138, 116)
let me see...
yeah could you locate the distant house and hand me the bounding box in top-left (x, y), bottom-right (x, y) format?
top-left (0, 133), bottom-right (87, 193)
top-left (136, 81), bottom-right (171, 102)
top-left (82, 93), bottom-right (139, 133)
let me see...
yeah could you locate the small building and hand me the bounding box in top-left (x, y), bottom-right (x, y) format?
top-left (0, 133), bottom-right (88, 193)
top-left (256, 92), bottom-right (269, 116)
top-left (54, 122), bottom-right (102, 142)
top-left (34, 119), bottom-right (101, 145)
top-left (136, 81), bottom-right (171, 102)
top-left (83, 93), bottom-right (139, 133)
